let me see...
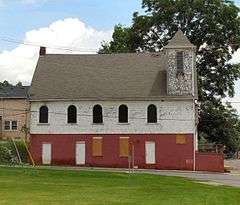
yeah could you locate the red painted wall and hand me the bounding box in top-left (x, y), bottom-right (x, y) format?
top-left (195, 152), bottom-right (224, 172)
top-left (30, 134), bottom-right (194, 170)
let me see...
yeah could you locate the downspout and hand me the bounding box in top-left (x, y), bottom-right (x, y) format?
top-left (193, 99), bottom-right (199, 171)
top-left (193, 99), bottom-right (196, 171)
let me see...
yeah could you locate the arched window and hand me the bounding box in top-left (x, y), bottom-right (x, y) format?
top-left (119, 105), bottom-right (128, 123)
top-left (147, 104), bottom-right (157, 123)
top-left (93, 105), bottom-right (103, 124)
top-left (67, 105), bottom-right (77, 123)
top-left (39, 106), bottom-right (48, 123)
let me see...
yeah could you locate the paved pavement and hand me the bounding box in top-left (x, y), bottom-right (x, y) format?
top-left (142, 170), bottom-right (240, 188)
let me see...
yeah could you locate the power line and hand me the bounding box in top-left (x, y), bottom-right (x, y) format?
top-left (0, 37), bottom-right (99, 53)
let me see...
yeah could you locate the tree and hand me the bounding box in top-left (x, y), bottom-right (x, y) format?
top-left (0, 80), bottom-right (11, 89)
top-left (100, 0), bottom-right (240, 154)
top-left (0, 81), bottom-right (23, 89)
top-left (98, 25), bottom-right (135, 54)
top-left (16, 82), bottom-right (23, 87)
top-left (199, 102), bottom-right (240, 155)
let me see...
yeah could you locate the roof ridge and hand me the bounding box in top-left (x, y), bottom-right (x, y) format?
top-left (43, 51), bottom-right (164, 57)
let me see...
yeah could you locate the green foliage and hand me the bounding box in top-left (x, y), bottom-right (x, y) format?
top-left (0, 80), bottom-right (23, 89)
top-left (0, 140), bottom-right (28, 165)
top-left (98, 25), bottom-right (135, 54)
top-left (0, 80), bottom-right (11, 89)
top-left (199, 102), bottom-right (240, 156)
top-left (99, 0), bottom-right (240, 154)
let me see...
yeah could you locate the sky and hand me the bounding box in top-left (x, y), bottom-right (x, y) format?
top-left (1, 0), bottom-right (240, 111)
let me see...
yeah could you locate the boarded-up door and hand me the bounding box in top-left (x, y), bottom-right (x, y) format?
top-left (76, 142), bottom-right (85, 165)
top-left (145, 141), bottom-right (156, 164)
top-left (42, 143), bottom-right (51, 165)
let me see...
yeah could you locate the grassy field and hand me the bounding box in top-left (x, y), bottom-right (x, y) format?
top-left (0, 167), bottom-right (239, 205)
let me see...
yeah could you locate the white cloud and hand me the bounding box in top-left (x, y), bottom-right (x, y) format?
top-left (230, 49), bottom-right (240, 64)
top-left (0, 18), bottom-right (112, 85)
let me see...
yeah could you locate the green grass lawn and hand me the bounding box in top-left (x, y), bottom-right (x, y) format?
top-left (0, 167), bottom-right (239, 205)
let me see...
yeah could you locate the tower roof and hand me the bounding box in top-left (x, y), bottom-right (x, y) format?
top-left (164, 29), bottom-right (195, 49)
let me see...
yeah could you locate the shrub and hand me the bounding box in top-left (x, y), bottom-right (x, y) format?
top-left (0, 140), bottom-right (28, 165)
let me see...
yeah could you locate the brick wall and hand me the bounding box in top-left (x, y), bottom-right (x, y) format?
top-left (195, 152), bottom-right (224, 172)
top-left (0, 99), bottom-right (29, 139)
top-left (30, 134), bottom-right (194, 170)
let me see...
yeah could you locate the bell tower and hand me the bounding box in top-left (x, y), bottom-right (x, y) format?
top-left (164, 30), bottom-right (196, 96)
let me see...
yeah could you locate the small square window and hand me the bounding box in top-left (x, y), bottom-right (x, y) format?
top-left (12, 121), bottom-right (17, 130)
top-left (4, 121), bottom-right (10, 130)
top-left (176, 135), bottom-right (187, 144)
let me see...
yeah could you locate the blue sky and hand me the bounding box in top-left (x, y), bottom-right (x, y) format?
top-left (0, 0), bottom-right (240, 51)
top-left (0, 0), bottom-right (142, 51)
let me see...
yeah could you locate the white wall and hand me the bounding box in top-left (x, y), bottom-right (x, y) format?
top-left (30, 100), bottom-right (196, 134)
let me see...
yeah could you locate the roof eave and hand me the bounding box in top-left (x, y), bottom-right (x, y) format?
top-left (29, 96), bottom-right (197, 102)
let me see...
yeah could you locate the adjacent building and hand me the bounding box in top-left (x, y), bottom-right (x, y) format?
top-left (0, 86), bottom-right (30, 139)
top-left (29, 30), bottom-right (224, 171)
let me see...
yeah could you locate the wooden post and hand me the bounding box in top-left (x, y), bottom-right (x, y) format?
top-left (132, 144), bottom-right (135, 173)
top-left (11, 137), bottom-right (22, 164)
top-left (22, 138), bottom-right (35, 166)
top-left (128, 155), bottom-right (132, 174)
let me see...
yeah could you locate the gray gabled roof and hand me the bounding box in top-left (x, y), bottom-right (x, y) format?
top-left (29, 53), bottom-right (171, 101)
top-left (0, 86), bottom-right (29, 99)
top-left (164, 30), bottom-right (195, 49)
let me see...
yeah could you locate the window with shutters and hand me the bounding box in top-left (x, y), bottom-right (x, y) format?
top-left (67, 105), bottom-right (77, 123)
top-left (93, 105), bottom-right (103, 124)
top-left (176, 51), bottom-right (184, 73)
top-left (39, 106), bottom-right (49, 123)
top-left (176, 135), bottom-right (187, 144)
top-left (118, 104), bottom-right (128, 123)
top-left (92, 137), bottom-right (103, 157)
top-left (147, 104), bottom-right (157, 123)
top-left (119, 137), bottom-right (129, 157)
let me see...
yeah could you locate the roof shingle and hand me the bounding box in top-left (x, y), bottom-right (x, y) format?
top-left (0, 86), bottom-right (29, 98)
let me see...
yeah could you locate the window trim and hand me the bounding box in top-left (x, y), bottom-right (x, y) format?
top-left (11, 121), bottom-right (18, 130)
top-left (39, 105), bottom-right (49, 124)
top-left (67, 105), bottom-right (77, 124)
top-left (147, 104), bottom-right (157, 123)
top-left (4, 120), bottom-right (11, 130)
top-left (4, 120), bottom-right (18, 131)
top-left (93, 104), bottom-right (103, 124)
top-left (118, 104), bottom-right (128, 123)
